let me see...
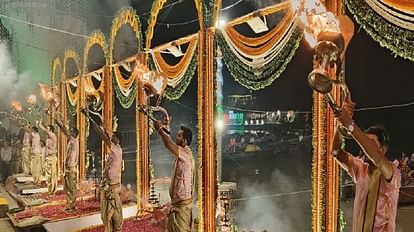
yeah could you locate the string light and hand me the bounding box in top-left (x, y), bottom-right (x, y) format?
top-left (0, 0), bottom-right (244, 40)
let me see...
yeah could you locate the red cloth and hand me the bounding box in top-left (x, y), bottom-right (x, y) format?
top-left (15, 197), bottom-right (100, 220)
top-left (80, 215), bottom-right (163, 232)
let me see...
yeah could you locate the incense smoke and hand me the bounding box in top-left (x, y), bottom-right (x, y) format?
top-left (0, 41), bottom-right (37, 107)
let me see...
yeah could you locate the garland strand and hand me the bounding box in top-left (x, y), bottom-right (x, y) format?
top-left (67, 98), bottom-right (77, 116)
top-left (216, 26), bottom-right (302, 90)
top-left (149, 49), bottom-right (198, 100)
top-left (346, 0), bottom-right (414, 61)
top-left (112, 76), bottom-right (136, 108)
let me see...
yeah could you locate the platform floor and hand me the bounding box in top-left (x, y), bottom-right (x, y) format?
top-left (42, 205), bottom-right (137, 232)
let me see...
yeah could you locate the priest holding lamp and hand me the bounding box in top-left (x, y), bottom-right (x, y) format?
top-left (331, 93), bottom-right (400, 232)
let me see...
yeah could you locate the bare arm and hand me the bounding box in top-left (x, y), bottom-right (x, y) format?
top-left (331, 128), bottom-right (352, 172)
top-left (80, 109), bottom-right (111, 146)
top-left (37, 120), bottom-right (48, 134)
top-left (154, 120), bottom-right (179, 157)
top-left (336, 93), bottom-right (393, 180)
top-left (54, 119), bottom-right (69, 137)
top-left (350, 125), bottom-right (393, 180)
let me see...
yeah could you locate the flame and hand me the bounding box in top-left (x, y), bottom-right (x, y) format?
top-left (39, 83), bottom-right (55, 102)
top-left (11, 101), bottom-right (23, 111)
top-left (26, 94), bottom-right (37, 106)
top-left (292, 0), bottom-right (340, 47)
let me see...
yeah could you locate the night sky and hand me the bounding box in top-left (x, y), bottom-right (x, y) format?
top-left (87, 0), bottom-right (414, 157)
top-left (149, 1), bottom-right (414, 158)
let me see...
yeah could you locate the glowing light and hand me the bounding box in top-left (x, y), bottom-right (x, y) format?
top-left (39, 83), bottom-right (54, 102)
top-left (216, 18), bottom-right (227, 29)
top-left (11, 101), bottom-right (23, 111)
top-left (215, 119), bottom-right (224, 131)
top-left (292, 0), bottom-right (340, 47)
top-left (26, 95), bottom-right (37, 105)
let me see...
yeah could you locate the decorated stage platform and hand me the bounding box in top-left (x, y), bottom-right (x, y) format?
top-left (44, 206), bottom-right (163, 232)
top-left (2, 174), bottom-right (170, 231)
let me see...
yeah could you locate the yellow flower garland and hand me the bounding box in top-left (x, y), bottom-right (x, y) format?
top-left (51, 57), bottom-right (61, 85)
top-left (113, 65), bottom-right (136, 94)
top-left (109, 7), bottom-right (142, 65)
top-left (63, 49), bottom-right (81, 106)
top-left (83, 31), bottom-right (108, 95)
top-left (145, 0), bottom-right (168, 61)
top-left (152, 34), bottom-right (198, 79)
top-left (224, 10), bottom-right (294, 56)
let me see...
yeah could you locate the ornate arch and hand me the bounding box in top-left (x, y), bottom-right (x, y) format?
top-left (109, 7), bottom-right (143, 108)
top-left (83, 31), bottom-right (108, 98)
top-left (51, 57), bottom-right (62, 86)
top-left (63, 49), bottom-right (81, 115)
top-left (109, 7), bottom-right (143, 65)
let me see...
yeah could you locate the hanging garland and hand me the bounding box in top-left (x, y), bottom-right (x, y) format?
top-left (51, 57), bottom-right (62, 86)
top-left (311, 93), bottom-right (328, 232)
top-left (83, 30), bottom-right (108, 99)
top-left (338, 170), bottom-right (346, 232)
top-left (67, 98), bottom-right (77, 116)
top-left (151, 35), bottom-right (198, 81)
top-left (109, 7), bottom-right (143, 109)
top-left (145, 0), bottom-right (167, 60)
top-left (216, 25), bottom-right (302, 90)
top-left (346, 0), bottom-right (414, 61)
top-left (223, 10), bottom-right (295, 58)
top-left (148, 49), bottom-right (198, 100)
top-left (202, 0), bottom-right (215, 27)
top-left (148, 35), bottom-right (198, 100)
top-left (112, 75), bottom-right (136, 108)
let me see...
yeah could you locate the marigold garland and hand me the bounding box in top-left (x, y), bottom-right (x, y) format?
top-left (346, 0), bottom-right (414, 61)
top-left (216, 25), bottom-right (302, 90)
top-left (145, 0), bottom-right (168, 61)
top-left (148, 47), bottom-right (198, 100)
top-left (109, 7), bottom-right (143, 108)
top-left (63, 49), bottom-right (81, 107)
top-left (224, 10), bottom-right (295, 57)
top-left (152, 34), bottom-right (198, 80)
top-left (83, 31), bottom-right (108, 95)
top-left (51, 57), bottom-right (62, 85)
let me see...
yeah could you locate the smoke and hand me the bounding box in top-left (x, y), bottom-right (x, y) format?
top-left (87, 0), bottom-right (133, 36)
top-left (0, 41), bottom-right (37, 107)
top-left (236, 182), bottom-right (292, 231)
top-left (235, 166), bottom-right (311, 231)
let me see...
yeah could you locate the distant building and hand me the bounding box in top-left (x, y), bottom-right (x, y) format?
top-left (228, 94), bottom-right (255, 108)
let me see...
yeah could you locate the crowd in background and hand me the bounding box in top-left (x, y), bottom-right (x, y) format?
top-left (396, 151), bottom-right (414, 186)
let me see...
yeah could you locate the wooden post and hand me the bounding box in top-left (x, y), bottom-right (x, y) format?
top-left (198, 27), bottom-right (217, 232)
top-left (59, 81), bottom-right (67, 179)
top-left (136, 53), bottom-right (149, 210)
top-left (78, 76), bottom-right (86, 180)
top-left (311, 1), bottom-right (344, 231)
top-left (102, 66), bottom-right (113, 175)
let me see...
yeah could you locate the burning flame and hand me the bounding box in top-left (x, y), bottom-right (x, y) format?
top-left (11, 101), bottom-right (23, 112)
top-left (291, 0), bottom-right (340, 47)
top-left (26, 95), bottom-right (37, 105)
top-left (39, 83), bottom-right (54, 102)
